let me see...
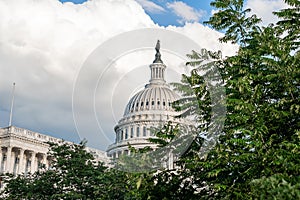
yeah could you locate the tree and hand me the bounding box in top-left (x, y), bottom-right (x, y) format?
top-left (0, 141), bottom-right (131, 199)
top-left (163, 0), bottom-right (300, 199)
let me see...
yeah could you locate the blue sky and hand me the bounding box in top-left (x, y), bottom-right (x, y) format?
top-left (60, 0), bottom-right (214, 26)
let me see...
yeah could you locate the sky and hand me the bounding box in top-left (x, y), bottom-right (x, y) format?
top-left (60, 0), bottom-right (214, 26)
top-left (0, 0), bottom-right (288, 150)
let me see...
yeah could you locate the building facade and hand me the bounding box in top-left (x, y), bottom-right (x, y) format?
top-left (0, 126), bottom-right (108, 176)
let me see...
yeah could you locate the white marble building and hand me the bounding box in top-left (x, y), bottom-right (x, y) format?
top-left (0, 126), bottom-right (108, 176)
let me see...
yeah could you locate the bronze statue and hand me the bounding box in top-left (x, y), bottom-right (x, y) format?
top-left (153, 40), bottom-right (163, 63)
top-left (155, 40), bottom-right (160, 52)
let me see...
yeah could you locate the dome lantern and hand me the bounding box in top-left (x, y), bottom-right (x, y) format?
top-left (149, 40), bottom-right (166, 86)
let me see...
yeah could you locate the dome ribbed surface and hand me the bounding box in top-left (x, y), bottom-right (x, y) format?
top-left (124, 85), bottom-right (179, 116)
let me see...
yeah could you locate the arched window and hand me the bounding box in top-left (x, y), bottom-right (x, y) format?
top-left (124, 150), bottom-right (129, 155)
top-left (143, 126), bottom-right (147, 137)
top-left (131, 127), bottom-right (134, 138)
top-left (116, 132), bottom-right (119, 143)
top-left (125, 129), bottom-right (128, 139)
top-left (136, 127), bottom-right (140, 137)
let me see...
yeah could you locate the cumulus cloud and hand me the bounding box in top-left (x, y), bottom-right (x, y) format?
top-left (135, 0), bottom-right (165, 14)
top-left (167, 23), bottom-right (237, 57)
top-left (246, 0), bottom-right (289, 25)
top-left (0, 0), bottom-right (237, 150)
top-left (166, 1), bottom-right (206, 24)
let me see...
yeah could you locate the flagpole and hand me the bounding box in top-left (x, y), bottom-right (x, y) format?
top-left (8, 82), bottom-right (16, 127)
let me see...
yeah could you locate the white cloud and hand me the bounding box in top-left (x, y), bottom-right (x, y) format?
top-left (167, 23), bottom-right (238, 57)
top-left (246, 0), bottom-right (289, 25)
top-left (0, 0), bottom-right (237, 150)
top-left (135, 0), bottom-right (165, 13)
top-left (166, 1), bottom-right (206, 24)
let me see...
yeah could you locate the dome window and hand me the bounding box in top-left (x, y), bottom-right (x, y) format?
top-left (116, 132), bottom-right (119, 143)
top-left (146, 101), bottom-right (149, 106)
top-left (125, 129), bottom-right (128, 139)
top-left (130, 127), bottom-right (134, 138)
top-left (157, 101), bottom-right (160, 105)
top-left (124, 150), bottom-right (129, 155)
top-left (151, 101), bottom-right (155, 106)
top-left (119, 131), bottom-right (122, 142)
top-left (136, 127), bottom-right (140, 137)
top-left (143, 126), bottom-right (147, 136)
top-left (141, 102), bottom-right (144, 106)
top-left (163, 101), bottom-right (166, 106)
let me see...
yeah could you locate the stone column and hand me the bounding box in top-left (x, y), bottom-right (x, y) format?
top-left (0, 147), bottom-right (2, 173)
top-left (30, 152), bottom-right (36, 173)
top-left (168, 150), bottom-right (174, 170)
top-left (5, 147), bottom-right (12, 173)
top-left (24, 153), bottom-right (29, 176)
top-left (46, 156), bottom-right (51, 170)
top-left (10, 149), bottom-right (17, 175)
top-left (18, 149), bottom-right (25, 174)
top-left (42, 154), bottom-right (47, 169)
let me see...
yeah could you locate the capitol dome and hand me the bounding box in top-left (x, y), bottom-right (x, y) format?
top-left (123, 81), bottom-right (180, 116)
top-left (107, 40), bottom-right (188, 158)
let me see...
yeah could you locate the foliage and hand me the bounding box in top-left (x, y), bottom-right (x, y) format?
top-left (0, 141), bottom-right (130, 199)
top-left (205, 0), bottom-right (261, 44)
top-left (169, 0), bottom-right (300, 199)
top-left (250, 173), bottom-right (300, 200)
